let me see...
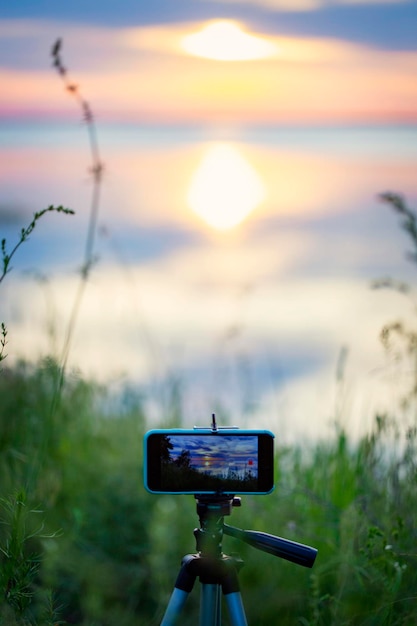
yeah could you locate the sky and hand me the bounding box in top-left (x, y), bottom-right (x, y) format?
top-left (169, 435), bottom-right (259, 476)
top-left (0, 0), bottom-right (416, 124)
top-left (1, 0), bottom-right (417, 442)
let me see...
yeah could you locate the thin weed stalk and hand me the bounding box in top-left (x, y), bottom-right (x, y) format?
top-left (23, 40), bottom-right (104, 490)
top-left (0, 206), bottom-right (74, 287)
top-left (51, 39), bottom-right (104, 399)
top-left (0, 206), bottom-right (74, 370)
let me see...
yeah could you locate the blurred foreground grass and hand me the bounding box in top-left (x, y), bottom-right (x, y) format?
top-left (1, 358), bottom-right (416, 625)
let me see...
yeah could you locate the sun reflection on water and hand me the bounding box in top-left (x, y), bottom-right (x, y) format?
top-left (187, 142), bottom-right (266, 231)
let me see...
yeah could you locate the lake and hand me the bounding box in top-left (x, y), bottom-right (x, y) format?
top-left (1, 120), bottom-right (416, 440)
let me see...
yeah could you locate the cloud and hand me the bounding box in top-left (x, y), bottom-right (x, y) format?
top-left (205, 0), bottom-right (322, 10)
top-left (1, 17), bottom-right (416, 123)
top-left (204, 0), bottom-right (410, 10)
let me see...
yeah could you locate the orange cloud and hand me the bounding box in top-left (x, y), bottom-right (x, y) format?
top-left (1, 19), bottom-right (416, 124)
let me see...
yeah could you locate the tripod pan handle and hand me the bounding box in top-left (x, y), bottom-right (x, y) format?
top-left (223, 524), bottom-right (317, 568)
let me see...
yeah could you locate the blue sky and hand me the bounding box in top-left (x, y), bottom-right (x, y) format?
top-left (1, 0), bottom-right (416, 50)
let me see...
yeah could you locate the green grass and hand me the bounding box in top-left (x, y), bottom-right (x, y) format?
top-left (1, 359), bottom-right (417, 625)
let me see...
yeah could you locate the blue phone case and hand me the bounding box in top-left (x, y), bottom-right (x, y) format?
top-left (144, 428), bottom-right (275, 495)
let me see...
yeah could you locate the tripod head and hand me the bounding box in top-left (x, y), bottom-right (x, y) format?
top-left (194, 495), bottom-right (317, 569)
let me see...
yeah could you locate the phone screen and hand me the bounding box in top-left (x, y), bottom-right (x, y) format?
top-left (144, 430), bottom-right (274, 495)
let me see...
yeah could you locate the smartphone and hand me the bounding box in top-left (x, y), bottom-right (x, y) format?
top-left (144, 428), bottom-right (274, 495)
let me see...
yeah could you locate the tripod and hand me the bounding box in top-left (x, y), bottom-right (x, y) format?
top-left (160, 495), bottom-right (318, 625)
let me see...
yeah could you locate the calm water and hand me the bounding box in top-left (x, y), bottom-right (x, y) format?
top-left (1, 121), bottom-right (417, 440)
top-left (2, 120), bottom-right (417, 153)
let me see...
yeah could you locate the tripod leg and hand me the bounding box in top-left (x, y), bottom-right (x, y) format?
top-left (225, 591), bottom-right (248, 626)
top-left (161, 554), bottom-right (200, 625)
top-left (200, 583), bottom-right (221, 626)
top-left (160, 588), bottom-right (189, 626)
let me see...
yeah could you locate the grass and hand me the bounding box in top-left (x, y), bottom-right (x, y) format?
top-left (0, 359), bottom-right (417, 624)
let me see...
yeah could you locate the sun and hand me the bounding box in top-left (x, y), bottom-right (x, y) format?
top-left (181, 20), bottom-right (277, 61)
top-left (187, 143), bottom-right (265, 232)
